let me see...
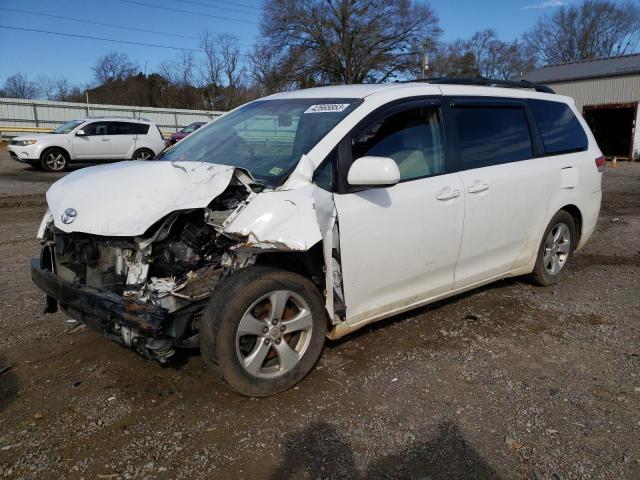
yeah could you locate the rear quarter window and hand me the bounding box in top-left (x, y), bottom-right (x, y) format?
top-left (529, 100), bottom-right (588, 155)
top-left (135, 123), bottom-right (150, 135)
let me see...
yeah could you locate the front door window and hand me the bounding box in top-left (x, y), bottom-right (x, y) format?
top-left (351, 106), bottom-right (446, 181)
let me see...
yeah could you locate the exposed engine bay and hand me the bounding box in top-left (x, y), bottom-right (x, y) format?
top-left (37, 172), bottom-right (263, 362)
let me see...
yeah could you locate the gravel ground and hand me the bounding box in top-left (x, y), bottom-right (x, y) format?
top-left (0, 148), bottom-right (639, 480)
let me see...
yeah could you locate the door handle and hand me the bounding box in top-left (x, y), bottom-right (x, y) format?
top-left (100, 138), bottom-right (109, 142)
top-left (467, 183), bottom-right (489, 194)
top-left (436, 188), bottom-right (461, 201)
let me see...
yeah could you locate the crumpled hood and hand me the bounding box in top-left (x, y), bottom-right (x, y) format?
top-left (47, 161), bottom-right (238, 236)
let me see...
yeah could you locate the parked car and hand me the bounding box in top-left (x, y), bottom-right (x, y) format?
top-left (165, 121), bottom-right (207, 148)
top-left (8, 117), bottom-right (166, 172)
top-left (31, 79), bottom-right (603, 396)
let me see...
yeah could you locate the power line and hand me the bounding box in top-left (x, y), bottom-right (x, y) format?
top-left (117, 0), bottom-right (260, 25)
top-left (175, 0), bottom-right (260, 16)
top-left (192, 0), bottom-right (262, 11)
top-left (0, 7), bottom-right (200, 40)
top-left (0, 24), bottom-right (205, 52)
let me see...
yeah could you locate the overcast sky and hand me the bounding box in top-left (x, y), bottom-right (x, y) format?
top-left (0, 0), bottom-right (625, 86)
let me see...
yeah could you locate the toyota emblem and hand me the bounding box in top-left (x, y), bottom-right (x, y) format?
top-left (61, 208), bottom-right (78, 224)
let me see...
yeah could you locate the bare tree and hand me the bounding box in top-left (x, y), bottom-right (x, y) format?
top-left (429, 41), bottom-right (479, 78)
top-left (1, 73), bottom-right (37, 99)
top-left (428, 30), bottom-right (537, 80)
top-left (53, 77), bottom-right (78, 102)
top-left (200, 31), bottom-right (223, 88)
top-left (524, 0), bottom-right (640, 64)
top-left (35, 75), bottom-right (56, 100)
top-left (92, 51), bottom-right (138, 84)
top-left (199, 32), bottom-right (248, 109)
top-left (159, 50), bottom-right (201, 109)
top-left (465, 30), bottom-right (537, 79)
top-left (493, 41), bottom-right (537, 79)
top-left (219, 35), bottom-right (243, 88)
top-left (35, 75), bottom-right (79, 101)
top-left (248, 43), bottom-right (294, 95)
top-left (259, 0), bottom-right (441, 84)
top-left (218, 34), bottom-right (245, 109)
top-left (160, 50), bottom-right (196, 87)
top-left (199, 31), bottom-right (225, 109)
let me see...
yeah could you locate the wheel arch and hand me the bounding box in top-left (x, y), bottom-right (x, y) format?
top-left (40, 145), bottom-right (70, 161)
top-left (559, 204), bottom-right (583, 246)
top-left (253, 241), bottom-right (326, 289)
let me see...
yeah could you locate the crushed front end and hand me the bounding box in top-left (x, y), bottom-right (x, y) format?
top-left (32, 168), bottom-right (257, 363)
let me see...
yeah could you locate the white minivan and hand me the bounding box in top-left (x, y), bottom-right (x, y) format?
top-left (8, 117), bottom-right (166, 171)
top-left (31, 79), bottom-right (603, 396)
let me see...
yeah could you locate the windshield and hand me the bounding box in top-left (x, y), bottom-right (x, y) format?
top-left (159, 98), bottom-right (360, 186)
top-left (52, 120), bottom-right (84, 134)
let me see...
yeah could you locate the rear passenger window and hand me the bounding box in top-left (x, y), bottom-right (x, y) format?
top-left (529, 100), bottom-right (588, 155)
top-left (351, 106), bottom-right (446, 181)
top-left (134, 123), bottom-right (150, 135)
top-left (454, 107), bottom-right (533, 167)
top-left (108, 122), bottom-right (136, 135)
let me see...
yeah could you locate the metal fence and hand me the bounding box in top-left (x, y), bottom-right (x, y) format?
top-left (0, 97), bottom-right (225, 137)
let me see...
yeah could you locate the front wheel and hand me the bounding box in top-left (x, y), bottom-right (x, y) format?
top-left (528, 210), bottom-right (576, 286)
top-left (132, 148), bottom-right (154, 160)
top-left (40, 148), bottom-right (69, 172)
top-left (200, 266), bottom-right (327, 396)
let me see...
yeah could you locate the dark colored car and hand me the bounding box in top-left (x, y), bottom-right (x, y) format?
top-left (164, 121), bottom-right (207, 148)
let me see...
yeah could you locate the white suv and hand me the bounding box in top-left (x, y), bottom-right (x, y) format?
top-left (31, 79), bottom-right (603, 396)
top-left (8, 117), bottom-right (166, 171)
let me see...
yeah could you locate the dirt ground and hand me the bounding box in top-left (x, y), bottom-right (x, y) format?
top-left (0, 149), bottom-right (638, 480)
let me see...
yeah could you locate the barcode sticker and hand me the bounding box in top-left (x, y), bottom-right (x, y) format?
top-left (304, 104), bottom-right (350, 114)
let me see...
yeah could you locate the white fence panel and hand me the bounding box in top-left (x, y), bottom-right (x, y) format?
top-left (0, 97), bottom-right (225, 134)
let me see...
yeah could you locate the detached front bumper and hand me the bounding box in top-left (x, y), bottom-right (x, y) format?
top-left (30, 258), bottom-right (169, 335)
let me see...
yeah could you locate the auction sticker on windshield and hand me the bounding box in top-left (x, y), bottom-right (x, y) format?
top-left (304, 104), bottom-right (351, 114)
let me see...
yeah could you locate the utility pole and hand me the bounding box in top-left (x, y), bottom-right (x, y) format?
top-left (421, 53), bottom-right (430, 79)
top-left (421, 39), bottom-right (431, 79)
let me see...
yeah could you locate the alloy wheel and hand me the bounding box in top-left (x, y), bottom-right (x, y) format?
top-left (45, 152), bottom-right (66, 171)
top-left (235, 290), bottom-right (314, 378)
top-left (543, 222), bottom-right (571, 275)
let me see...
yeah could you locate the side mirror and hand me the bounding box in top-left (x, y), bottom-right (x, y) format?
top-left (75, 129), bottom-right (86, 136)
top-left (347, 156), bottom-right (400, 187)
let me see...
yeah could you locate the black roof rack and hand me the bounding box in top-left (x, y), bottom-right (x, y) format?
top-left (400, 76), bottom-right (555, 94)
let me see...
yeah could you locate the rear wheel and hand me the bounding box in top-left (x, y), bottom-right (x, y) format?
top-left (132, 148), bottom-right (154, 160)
top-left (40, 148), bottom-right (69, 172)
top-left (200, 266), bottom-right (327, 396)
top-left (529, 210), bottom-right (576, 286)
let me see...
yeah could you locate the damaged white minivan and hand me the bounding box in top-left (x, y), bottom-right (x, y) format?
top-left (32, 79), bottom-right (603, 396)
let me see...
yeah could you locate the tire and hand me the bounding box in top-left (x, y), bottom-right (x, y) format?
top-left (200, 266), bottom-right (327, 397)
top-left (132, 148), bottom-right (155, 160)
top-left (40, 148), bottom-right (69, 172)
top-left (528, 210), bottom-right (576, 286)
